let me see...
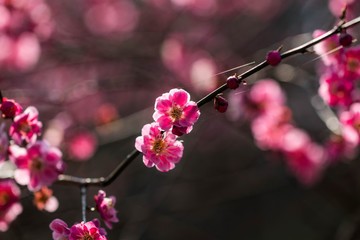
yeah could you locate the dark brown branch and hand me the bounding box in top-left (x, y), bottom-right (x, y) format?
top-left (40, 15), bottom-right (360, 187)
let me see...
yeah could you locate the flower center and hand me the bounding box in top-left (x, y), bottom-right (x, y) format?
top-left (81, 235), bottom-right (94, 240)
top-left (19, 122), bottom-right (31, 134)
top-left (152, 139), bottom-right (166, 154)
top-left (347, 58), bottom-right (359, 72)
top-left (30, 157), bottom-right (43, 171)
top-left (170, 106), bottom-right (183, 121)
top-left (0, 192), bottom-right (9, 206)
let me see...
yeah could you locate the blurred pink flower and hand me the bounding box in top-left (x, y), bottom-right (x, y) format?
top-left (33, 186), bottom-right (59, 212)
top-left (313, 30), bottom-right (343, 66)
top-left (343, 47), bottom-right (360, 80)
top-left (9, 106), bottom-right (42, 145)
top-left (84, 0), bottom-right (139, 36)
top-left (135, 122), bottom-right (184, 172)
top-left (282, 128), bottom-right (326, 186)
top-left (67, 131), bottom-right (97, 161)
top-left (49, 218), bottom-right (70, 240)
top-left (0, 179), bottom-right (22, 232)
top-left (235, 79), bottom-right (285, 120)
top-left (9, 140), bottom-right (65, 191)
top-left (0, 123), bottom-right (9, 162)
top-left (318, 72), bottom-right (354, 107)
top-left (94, 190), bottom-right (118, 229)
top-left (340, 102), bottom-right (360, 146)
top-left (325, 134), bottom-right (356, 163)
top-left (0, 97), bottom-right (22, 118)
top-left (153, 88), bottom-right (200, 135)
top-left (69, 219), bottom-right (107, 240)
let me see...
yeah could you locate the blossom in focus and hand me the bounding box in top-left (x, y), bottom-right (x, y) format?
top-left (94, 190), bottom-right (119, 229)
top-left (69, 219), bottom-right (107, 240)
top-left (9, 106), bottom-right (42, 145)
top-left (0, 123), bottom-right (8, 162)
top-left (340, 102), bottom-right (360, 146)
top-left (0, 179), bottom-right (22, 232)
top-left (135, 122), bottom-right (184, 172)
top-left (0, 98), bottom-right (22, 118)
top-left (49, 218), bottom-right (70, 240)
top-left (9, 140), bottom-right (65, 191)
top-left (318, 72), bottom-right (354, 107)
top-left (33, 186), bottom-right (59, 212)
top-left (153, 88), bottom-right (200, 135)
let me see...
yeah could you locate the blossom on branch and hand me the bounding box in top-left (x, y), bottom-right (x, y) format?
top-left (50, 218), bottom-right (107, 240)
top-left (153, 88), bottom-right (200, 136)
top-left (135, 122), bottom-right (184, 172)
top-left (94, 190), bottom-right (119, 229)
top-left (33, 186), bottom-right (59, 212)
top-left (9, 140), bottom-right (65, 191)
top-left (0, 179), bottom-right (22, 232)
top-left (9, 106), bottom-right (42, 145)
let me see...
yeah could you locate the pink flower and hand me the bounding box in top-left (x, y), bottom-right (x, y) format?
top-left (33, 186), bottom-right (59, 212)
top-left (0, 123), bottom-right (8, 162)
top-left (343, 47), bottom-right (360, 80)
top-left (94, 190), bottom-right (118, 229)
top-left (69, 219), bottom-right (107, 240)
top-left (135, 122), bottom-right (184, 172)
top-left (0, 179), bottom-right (22, 232)
top-left (325, 134), bottom-right (356, 164)
top-left (313, 30), bottom-right (343, 66)
top-left (234, 79), bottom-right (285, 120)
top-left (67, 130), bottom-right (97, 161)
top-left (153, 88), bottom-right (200, 135)
top-left (318, 72), bottom-right (354, 107)
top-left (9, 140), bottom-right (65, 191)
top-left (49, 218), bottom-right (70, 240)
top-left (281, 128), bottom-right (326, 186)
top-left (9, 106), bottom-right (42, 145)
top-left (0, 97), bottom-right (22, 118)
top-left (340, 102), bottom-right (360, 146)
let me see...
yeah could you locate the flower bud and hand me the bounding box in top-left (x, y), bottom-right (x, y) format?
top-left (226, 75), bottom-right (239, 89)
top-left (0, 98), bottom-right (22, 118)
top-left (214, 95), bottom-right (228, 113)
top-left (339, 33), bottom-right (353, 47)
top-left (266, 51), bottom-right (281, 66)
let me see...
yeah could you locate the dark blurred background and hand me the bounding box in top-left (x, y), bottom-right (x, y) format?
top-left (1, 0), bottom-right (360, 239)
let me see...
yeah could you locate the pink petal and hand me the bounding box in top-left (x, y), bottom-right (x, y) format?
top-left (44, 196), bottom-right (59, 212)
top-left (170, 89), bottom-right (190, 106)
top-left (143, 156), bottom-right (155, 168)
top-left (155, 99), bottom-right (172, 112)
top-left (135, 136), bottom-right (144, 152)
top-left (14, 169), bottom-right (30, 185)
top-left (157, 115), bottom-right (173, 131)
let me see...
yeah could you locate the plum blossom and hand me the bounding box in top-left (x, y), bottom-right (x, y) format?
top-left (135, 122), bottom-right (184, 172)
top-left (281, 128), bottom-right (326, 186)
top-left (0, 179), bottom-right (22, 232)
top-left (0, 123), bottom-right (8, 162)
top-left (33, 186), bottom-right (59, 212)
top-left (313, 29), bottom-right (343, 66)
top-left (69, 219), bottom-right (107, 240)
top-left (9, 140), bottom-right (65, 191)
top-left (94, 190), bottom-right (118, 229)
top-left (318, 72), bottom-right (354, 107)
top-left (49, 218), bottom-right (70, 240)
top-left (9, 106), bottom-right (42, 145)
top-left (340, 102), bottom-right (360, 146)
top-left (0, 98), bottom-right (22, 118)
top-left (343, 47), bottom-right (360, 80)
top-left (50, 218), bottom-right (107, 240)
top-left (153, 88), bottom-right (200, 136)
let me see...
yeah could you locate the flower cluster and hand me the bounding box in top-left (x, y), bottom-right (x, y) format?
top-left (94, 190), bottom-right (119, 229)
top-left (136, 88), bottom-right (200, 172)
top-left (0, 97), bottom-right (65, 231)
top-left (230, 79), bottom-right (326, 185)
top-left (0, 0), bottom-right (54, 70)
top-left (50, 218), bottom-right (107, 240)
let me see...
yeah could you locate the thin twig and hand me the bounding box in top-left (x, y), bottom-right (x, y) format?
top-left (81, 186), bottom-right (87, 222)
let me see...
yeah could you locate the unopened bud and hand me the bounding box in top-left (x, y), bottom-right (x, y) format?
top-left (214, 95), bottom-right (228, 113)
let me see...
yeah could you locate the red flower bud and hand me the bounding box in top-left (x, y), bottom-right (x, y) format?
top-left (266, 51), bottom-right (281, 66)
top-left (214, 95), bottom-right (228, 113)
top-left (339, 33), bottom-right (353, 47)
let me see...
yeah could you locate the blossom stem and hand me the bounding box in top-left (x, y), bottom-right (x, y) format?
top-left (48, 15), bottom-right (360, 186)
top-left (81, 185), bottom-right (87, 222)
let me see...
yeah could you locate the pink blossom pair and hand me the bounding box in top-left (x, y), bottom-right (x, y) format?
top-left (136, 89), bottom-right (199, 172)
